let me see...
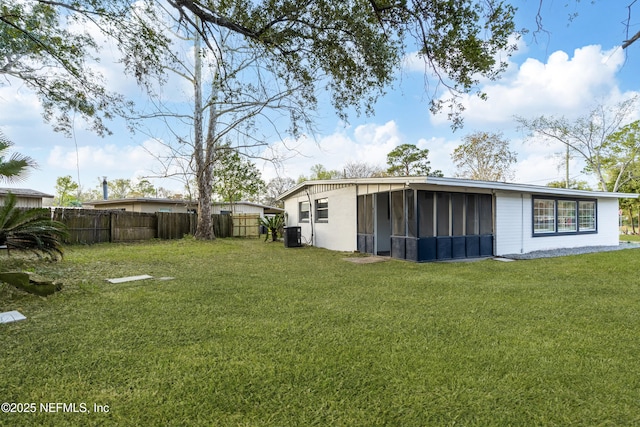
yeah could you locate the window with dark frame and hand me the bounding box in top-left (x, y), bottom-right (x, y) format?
top-left (557, 200), bottom-right (577, 232)
top-left (533, 197), bottom-right (597, 236)
top-left (579, 201), bottom-right (596, 231)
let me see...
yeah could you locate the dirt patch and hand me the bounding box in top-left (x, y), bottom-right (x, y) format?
top-left (342, 256), bottom-right (390, 264)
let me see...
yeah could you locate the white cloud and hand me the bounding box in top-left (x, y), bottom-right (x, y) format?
top-left (45, 138), bottom-right (184, 192)
top-left (417, 136), bottom-right (459, 176)
top-left (261, 121), bottom-right (407, 180)
top-left (432, 44), bottom-right (627, 126)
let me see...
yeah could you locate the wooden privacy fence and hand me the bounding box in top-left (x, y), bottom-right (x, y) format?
top-left (52, 209), bottom-right (234, 244)
top-left (232, 213), bottom-right (260, 238)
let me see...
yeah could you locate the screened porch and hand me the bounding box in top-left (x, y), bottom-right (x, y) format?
top-left (357, 189), bottom-right (494, 261)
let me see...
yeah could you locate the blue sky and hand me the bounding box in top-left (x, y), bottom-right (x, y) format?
top-left (1, 1), bottom-right (639, 197)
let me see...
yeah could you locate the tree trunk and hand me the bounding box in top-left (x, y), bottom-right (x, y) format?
top-left (192, 20), bottom-right (216, 240)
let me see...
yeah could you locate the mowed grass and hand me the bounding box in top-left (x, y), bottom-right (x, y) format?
top-left (1, 238), bottom-right (640, 426)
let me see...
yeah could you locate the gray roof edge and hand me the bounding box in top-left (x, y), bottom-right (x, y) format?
top-left (277, 177), bottom-right (638, 199)
top-left (0, 188), bottom-right (54, 198)
top-left (83, 198), bottom-right (197, 205)
top-left (212, 201), bottom-right (284, 211)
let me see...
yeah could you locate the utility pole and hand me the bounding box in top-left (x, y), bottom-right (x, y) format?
top-left (565, 144), bottom-right (570, 188)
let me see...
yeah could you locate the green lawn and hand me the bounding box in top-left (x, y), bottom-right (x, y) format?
top-left (620, 233), bottom-right (640, 243)
top-left (2, 238), bottom-right (640, 426)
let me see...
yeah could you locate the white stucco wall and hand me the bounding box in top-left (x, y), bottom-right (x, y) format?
top-left (283, 186), bottom-right (357, 251)
top-left (495, 192), bottom-right (620, 256)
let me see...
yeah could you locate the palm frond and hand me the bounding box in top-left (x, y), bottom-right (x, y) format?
top-left (0, 131), bottom-right (37, 183)
top-left (0, 193), bottom-right (68, 259)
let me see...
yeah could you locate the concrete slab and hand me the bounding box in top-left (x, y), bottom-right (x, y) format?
top-left (0, 310), bottom-right (26, 324)
top-left (106, 275), bottom-right (153, 284)
top-left (342, 256), bottom-right (390, 264)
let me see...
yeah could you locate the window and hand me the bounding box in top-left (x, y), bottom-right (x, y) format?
top-left (557, 200), bottom-right (577, 232)
top-left (579, 201), bottom-right (596, 231)
top-left (533, 199), bottom-right (555, 234)
top-left (533, 198), bottom-right (597, 235)
top-left (315, 198), bottom-right (328, 221)
top-left (299, 201), bottom-right (309, 222)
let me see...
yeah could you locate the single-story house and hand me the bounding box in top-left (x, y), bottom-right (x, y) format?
top-left (278, 176), bottom-right (637, 261)
top-left (83, 198), bottom-right (198, 213)
top-left (0, 188), bottom-right (54, 208)
top-left (212, 201), bottom-right (284, 216)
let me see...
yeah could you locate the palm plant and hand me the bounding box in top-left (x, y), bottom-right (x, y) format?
top-left (0, 131), bottom-right (37, 183)
top-left (0, 193), bottom-right (68, 259)
top-left (259, 214), bottom-right (284, 242)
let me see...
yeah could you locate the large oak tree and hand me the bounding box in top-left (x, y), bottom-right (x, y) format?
top-left (3, 0), bottom-right (521, 238)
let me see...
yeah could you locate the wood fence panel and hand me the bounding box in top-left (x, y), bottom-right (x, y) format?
top-left (157, 212), bottom-right (197, 239)
top-left (213, 214), bottom-right (233, 238)
top-left (53, 208), bottom-right (111, 244)
top-left (232, 213), bottom-right (260, 238)
top-left (111, 211), bottom-right (157, 242)
top-left (52, 209), bottom-right (238, 243)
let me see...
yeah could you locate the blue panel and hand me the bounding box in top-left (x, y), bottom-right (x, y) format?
top-left (418, 237), bottom-right (437, 261)
top-left (391, 237), bottom-right (406, 259)
top-left (405, 238), bottom-right (418, 262)
top-left (452, 236), bottom-right (466, 259)
top-left (480, 234), bottom-right (493, 256)
top-left (366, 235), bottom-right (375, 254)
top-left (465, 235), bottom-right (480, 258)
top-left (436, 237), bottom-right (452, 260)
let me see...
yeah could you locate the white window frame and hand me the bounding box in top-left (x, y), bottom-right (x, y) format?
top-left (315, 198), bottom-right (328, 222)
top-left (299, 201), bottom-right (310, 222)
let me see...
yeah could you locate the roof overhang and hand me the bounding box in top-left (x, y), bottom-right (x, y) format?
top-left (278, 177), bottom-right (638, 200)
top-left (0, 188), bottom-right (54, 198)
top-left (84, 198), bottom-right (198, 206)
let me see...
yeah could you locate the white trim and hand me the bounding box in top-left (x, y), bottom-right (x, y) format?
top-left (278, 177), bottom-right (637, 201)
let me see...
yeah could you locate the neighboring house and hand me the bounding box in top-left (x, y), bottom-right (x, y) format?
top-left (278, 176), bottom-right (637, 262)
top-left (212, 201), bottom-right (284, 216)
top-left (83, 198), bottom-right (198, 213)
top-left (0, 188), bottom-right (54, 208)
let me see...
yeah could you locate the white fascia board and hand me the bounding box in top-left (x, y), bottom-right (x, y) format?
top-left (277, 177), bottom-right (638, 200)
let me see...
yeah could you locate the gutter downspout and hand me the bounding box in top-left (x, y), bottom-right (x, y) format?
top-left (521, 193), bottom-right (525, 254)
top-left (305, 189), bottom-right (314, 246)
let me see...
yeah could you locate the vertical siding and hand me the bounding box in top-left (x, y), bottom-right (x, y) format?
top-left (0, 196), bottom-right (43, 208)
top-left (495, 194), bottom-right (621, 256)
top-left (212, 204), bottom-right (264, 215)
top-left (495, 192), bottom-right (526, 255)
